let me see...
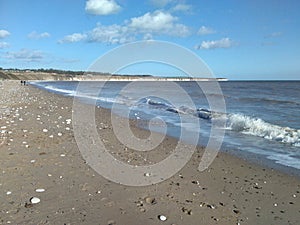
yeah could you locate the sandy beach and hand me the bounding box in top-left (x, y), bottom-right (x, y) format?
top-left (0, 80), bottom-right (299, 225)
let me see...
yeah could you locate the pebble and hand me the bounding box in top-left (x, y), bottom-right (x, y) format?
top-left (43, 129), bottom-right (48, 133)
top-left (144, 172), bottom-right (151, 177)
top-left (107, 220), bottom-right (116, 225)
top-left (30, 160), bottom-right (36, 163)
top-left (58, 132), bottom-right (62, 136)
top-left (30, 197), bottom-right (40, 204)
top-left (35, 188), bottom-right (45, 193)
top-left (145, 197), bottom-right (156, 205)
top-left (6, 191), bottom-right (12, 195)
top-left (158, 215), bottom-right (167, 221)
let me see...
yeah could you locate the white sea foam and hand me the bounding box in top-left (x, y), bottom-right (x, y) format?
top-left (227, 113), bottom-right (300, 146)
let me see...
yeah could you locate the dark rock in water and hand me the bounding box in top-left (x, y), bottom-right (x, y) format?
top-left (196, 108), bottom-right (212, 119)
top-left (166, 107), bottom-right (179, 113)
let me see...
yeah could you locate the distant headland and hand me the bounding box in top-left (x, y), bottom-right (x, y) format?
top-left (0, 68), bottom-right (228, 81)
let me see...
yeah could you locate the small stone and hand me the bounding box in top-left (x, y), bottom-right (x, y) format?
top-left (207, 204), bottom-right (216, 209)
top-left (58, 132), bottom-right (62, 136)
top-left (30, 197), bottom-right (40, 204)
top-left (145, 197), bottom-right (156, 205)
top-left (233, 209), bottom-right (240, 214)
top-left (140, 208), bottom-right (146, 212)
top-left (35, 188), bottom-right (45, 193)
top-left (6, 191), bottom-right (12, 195)
top-left (107, 220), bottom-right (116, 225)
top-left (144, 172), bottom-right (151, 177)
top-left (43, 129), bottom-right (48, 133)
top-left (158, 215), bottom-right (167, 221)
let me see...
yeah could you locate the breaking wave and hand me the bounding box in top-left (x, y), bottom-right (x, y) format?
top-left (226, 114), bottom-right (300, 146)
top-left (141, 97), bottom-right (300, 147)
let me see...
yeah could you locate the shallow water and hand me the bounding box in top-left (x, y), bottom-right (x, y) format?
top-left (31, 81), bottom-right (300, 174)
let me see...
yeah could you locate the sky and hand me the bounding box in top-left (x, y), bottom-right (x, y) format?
top-left (0, 0), bottom-right (300, 80)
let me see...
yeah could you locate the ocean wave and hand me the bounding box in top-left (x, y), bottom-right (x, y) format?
top-left (30, 82), bottom-right (76, 96)
top-left (154, 101), bottom-right (300, 146)
top-left (227, 113), bottom-right (300, 146)
top-left (238, 97), bottom-right (300, 106)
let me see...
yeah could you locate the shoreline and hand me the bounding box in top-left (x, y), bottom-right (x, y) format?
top-left (1, 81), bottom-right (299, 224)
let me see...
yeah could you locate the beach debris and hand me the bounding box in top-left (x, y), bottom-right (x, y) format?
top-left (233, 209), bottom-right (240, 214)
top-left (207, 204), bottom-right (216, 209)
top-left (158, 215), bottom-right (167, 221)
top-left (145, 196), bottom-right (156, 205)
top-left (144, 172), bottom-right (151, 177)
top-left (182, 207), bottom-right (192, 215)
top-left (30, 197), bottom-right (40, 204)
top-left (35, 188), bottom-right (45, 193)
top-left (107, 220), bottom-right (116, 225)
top-left (191, 180), bottom-right (199, 185)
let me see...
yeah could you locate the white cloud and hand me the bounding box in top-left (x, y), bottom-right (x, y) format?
top-left (128, 10), bottom-right (190, 37)
top-left (150, 0), bottom-right (175, 8)
top-left (171, 3), bottom-right (192, 13)
top-left (59, 10), bottom-right (190, 45)
top-left (88, 23), bottom-right (134, 44)
top-left (0, 29), bottom-right (10, 38)
top-left (0, 42), bottom-right (9, 49)
top-left (196, 38), bottom-right (233, 50)
top-left (28, 31), bottom-right (50, 39)
top-left (197, 26), bottom-right (216, 35)
top-left (85, 0), bottom-right (121, 15)
top-left (58, 33), bottom-right (87, 43)
top-left (4, 49), bottom-right (44, 62)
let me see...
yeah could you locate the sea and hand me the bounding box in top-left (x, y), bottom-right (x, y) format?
top-left (30, 81), bottom-right (300, 176)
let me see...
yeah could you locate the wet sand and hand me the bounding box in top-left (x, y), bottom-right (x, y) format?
top-left (0, 80), bottom-right (299, 225)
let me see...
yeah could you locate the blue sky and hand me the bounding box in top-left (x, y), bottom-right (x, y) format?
top-left (0, 0), bottom-right (299, 80)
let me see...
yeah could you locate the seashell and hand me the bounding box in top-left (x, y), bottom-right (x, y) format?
top-left (30, 197), bottom-right (40, 204)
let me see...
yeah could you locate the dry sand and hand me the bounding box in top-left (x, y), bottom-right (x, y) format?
top-left (0, 80), bottom-right (299, 225)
